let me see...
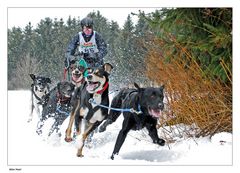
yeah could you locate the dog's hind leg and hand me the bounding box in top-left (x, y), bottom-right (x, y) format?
top-left (48, 112), bottom-right (69, 137)
top-left (111, 116), bottom-right (135, 160)
top-left (99, 95), bottom-right (123, 132)
top-left (36, 113), bottom-right (50, 135)
top-left (65, 101), bottom-right (80, 142)
top-left (36, 106), bottom-right (51, 135)
top-left (99, 110), bottom-right (121, 132)
top-left (36, 119), bottom-right (45, 135)
top-left (48, 120), bottom-right (59, 137)
top-left (85, 121), bottom-right (101, 144)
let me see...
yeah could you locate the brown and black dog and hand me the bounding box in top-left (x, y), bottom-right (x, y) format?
top-left (69, 62), bottom-right (85, 88)
top-left (36, 62), bottom-right (86, 137)
top-left (65, 63), bottom-right (113, 157)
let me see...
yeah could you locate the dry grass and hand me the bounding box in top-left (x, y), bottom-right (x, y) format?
top-left (146, 48), bottom-right (232, 141)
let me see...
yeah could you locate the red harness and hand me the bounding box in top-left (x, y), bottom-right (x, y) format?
top-left (56, 91), bottom-right (71, 104)
top-left (96, 82), bottom-right (109, 94)
top-left (72, 77), bottom-right (84, 84)
top-left (63, 68), bottom-right (68, 80)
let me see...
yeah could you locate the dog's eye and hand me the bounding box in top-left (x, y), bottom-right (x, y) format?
top-left (151, 91), bottom-right (157, 97)
top-left (78, 66), bottom-right (85, 72)
top-left (70, 64), bottom-right (76, 69)
top-left (95, 69), bottom-right (104, 77)
top-left (95, 71), bottom-right (100, 76)
top-left (87, 68), bottom-right (93, 74)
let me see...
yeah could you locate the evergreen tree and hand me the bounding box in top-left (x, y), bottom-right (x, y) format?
top-left (9, 9), bottom-right (231, 90)
top-left (146, 8), bottom-right (232, 84)
top-left (8, 27), bottom-right (24, 85)
top-left (105, 21), bottom-right (121, 89)
top-left (116, 15), bottom-right (135, 86)
top-left (88, 11), bottom-right (109, 39)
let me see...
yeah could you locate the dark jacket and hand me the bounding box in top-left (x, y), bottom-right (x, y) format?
top-left (65, 31), bottom-right (107, 68)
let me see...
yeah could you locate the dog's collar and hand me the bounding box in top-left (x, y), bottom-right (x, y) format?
top-left (96, 82), bottom-right (109, 95)
top-left (31, 85), bottom-right (43, 102)
top-left (72, 77), bottom-right (84, 84)
top-left (56, 91), bottom-right (71, 104)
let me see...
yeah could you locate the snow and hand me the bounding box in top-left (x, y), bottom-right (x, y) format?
top-left (7, 90), bottom-right (233, 172)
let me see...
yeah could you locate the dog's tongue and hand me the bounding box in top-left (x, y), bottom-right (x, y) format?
top-left (87, 83), bottom-right (98, 91)
top-left (149, 109), bottom-right (162, 118)
top-left (72, 74), bottom-right (81, 82)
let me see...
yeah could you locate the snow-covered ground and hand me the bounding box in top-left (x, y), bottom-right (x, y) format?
top-left (7, 90), bottom-right (232, 165)
top-left (6, 90), bottom-right (233, 172)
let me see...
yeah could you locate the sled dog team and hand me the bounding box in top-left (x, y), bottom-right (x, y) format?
top-left (29, 63), bottom-right (165, 159)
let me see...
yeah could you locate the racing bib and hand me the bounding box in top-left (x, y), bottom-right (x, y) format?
top-left (78, 31), bottom-right (99, 54)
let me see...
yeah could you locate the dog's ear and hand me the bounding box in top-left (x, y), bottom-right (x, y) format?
top-left (134, 83), bottom-right (141, 90)
top-left (29, 74), bottom-right (35, 80)
top-left (134, 83), bottom-right (145, 94)
top-left (160, 85), bottom-right (165, 91)
top-left (103, 63), bottom-right (113, 74)
top-left (57, 82), bottom-right (61, 92)
top-left (45, 77), bottom-right (51, 84)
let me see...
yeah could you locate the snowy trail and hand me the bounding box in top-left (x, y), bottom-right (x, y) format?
top-left (7, 90), bottom-right (232, 165)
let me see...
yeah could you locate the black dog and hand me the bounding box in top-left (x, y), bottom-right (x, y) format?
top-left (36, 81), bottom-right (75, 137)
top-left (65, 63), bottom-right (113, 157)
top-left (29, 74), bottom-right (51, 122)
top-left (110, 83), bottom-right (165, 160)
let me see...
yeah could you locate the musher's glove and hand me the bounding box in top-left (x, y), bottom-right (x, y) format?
top-left (89, 52), bottom-right (97, 59)
top-left (69, 55), bottom-right (76, 64)
top-left (65, 55), bottom-right (76, 69)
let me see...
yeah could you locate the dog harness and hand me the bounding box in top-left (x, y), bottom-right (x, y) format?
top-left (89, 98), bottom-right (143, 115)
top-left (52, 91), bottom-right (72, 118)
top-left (96, 82), bottom-right (109, 94)
top-left (84, 104), bottom-right (101, 121)
top-left (56, 92), bottom-right (71, 104)
top-left (31, 84), bottom-right (49, 105)
top-left (84, 82), bottom-right (109, 121)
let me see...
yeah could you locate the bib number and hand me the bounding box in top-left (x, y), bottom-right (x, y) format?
top-left (83, 47), bottom-right (95, 54)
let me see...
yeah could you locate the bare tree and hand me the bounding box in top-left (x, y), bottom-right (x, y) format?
top-left (8, 53), bottom-right (42, 90)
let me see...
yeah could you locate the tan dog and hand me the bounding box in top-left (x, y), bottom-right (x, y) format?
top-left (65, 63), bottom-right (113, 157)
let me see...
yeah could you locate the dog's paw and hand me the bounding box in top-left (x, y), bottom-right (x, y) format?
top-left (36, 129), bottom-right (42, 136)
top-left (99, 119), bottom-right (113, 133)
top-left (64, 137), bottom-right (73, 142)
top-left (76, 153), bottom-right (84, 157)
top-left (98, 125), bottom-right (107, 133)
top-left (153, 138), bottom-right (165, 146)
top-left (110, 153), bottom-right (120, 160)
